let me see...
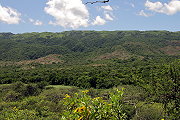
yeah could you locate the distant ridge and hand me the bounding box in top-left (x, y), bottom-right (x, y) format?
top-left (0, 31), bottom-right (179, 63)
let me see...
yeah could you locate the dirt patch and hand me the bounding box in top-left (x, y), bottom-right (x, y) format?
top-left (17, 54), bottom-right (63, 65)
top-left (94, 49), bottom-right (131, 61)
top-left (87, 64), bottom-right (107, 67)
top-left (0, 61), bottom-right (14, 66)
top-left (160, 46), bottom-right (180, 56)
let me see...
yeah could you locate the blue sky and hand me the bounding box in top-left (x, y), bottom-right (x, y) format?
top-left (0, 0), bottom-right (180, 33)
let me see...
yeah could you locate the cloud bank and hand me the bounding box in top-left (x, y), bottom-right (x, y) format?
top-left (44, 0), bottom-right (89, 29)
top-left (92, 16), bottom-right (106, 25)
top-left (0, 4), bottom-right (21, 24)
top-left (145, 0), bottom-right (180, 15)
top-left (101, 5), bottom-right (114, 22)
top-left (105, 13), bottom-right (113, 20)
top-left (44, 0), bottom-right (115, 28)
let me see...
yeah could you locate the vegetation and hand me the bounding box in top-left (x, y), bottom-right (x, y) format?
top-left (0, 31), bottom-right (179, 62)
top-left (0, 31), bottom-right (179, 119)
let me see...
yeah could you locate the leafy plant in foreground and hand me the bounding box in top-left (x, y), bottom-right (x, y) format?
top-left (61, 89), bottom-right (127, 120)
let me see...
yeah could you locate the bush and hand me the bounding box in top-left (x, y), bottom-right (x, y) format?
top-left (132, 103), bottom-right (164, 120)
top-left (61, 88), bottom-right (127, 120)
top-left (23, 84), bottom-right (40, 96)
top-left (11, 82), bottom-right (26, 93)
top-left (42, 86), bottom-right (79, 103)
top-left (3, 91), bottom-right (22, 102)
top-left (0, 107), bottom-right (39, 120)
top-left (37, 81), bottom-right (49, 89)
top-left (11, 82), bottom-right (41, 97)
top-left (122, 104), bottom-right (136, 120)
top-left (0, 106), bottom-right (62, 120)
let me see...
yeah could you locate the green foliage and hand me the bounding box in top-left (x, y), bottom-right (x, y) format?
top-left (0, 31), bottom-right (179, 119)
top-left (11, 82), bottom-right (41, 97)
top-left (0, 107), bottom-right (39, 120)
top-left (37, 81), bottom-right (49, 89)
top-left (62, 89), bottom-right (126, 120)
top-left (0, 31), bottom-right (179, 61)
top-left (0, 82), bottom-right (47, 102)
top-left (132, 103), bottom-right (164, 120)
top-left (3, 91), bottom-right (22, 102)
top-left (0, 96), bottom-right (62, 120)
top-left (0, 83), bottom-right (176, 119)
top-left (0, 85), bottom-right (129, 120)
top-left (41, 86), bottom-right (79, 103)
top-left (141, 61), bottom-right (180, 119)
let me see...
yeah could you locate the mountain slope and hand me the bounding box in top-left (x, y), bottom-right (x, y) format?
top-left (0, 31), bottom-right (179, 63)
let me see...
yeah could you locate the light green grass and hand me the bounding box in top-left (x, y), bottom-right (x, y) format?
top-left (0, 84), bottom-right (11, 87)
top-left (46, 85), bottom-right (74, 89)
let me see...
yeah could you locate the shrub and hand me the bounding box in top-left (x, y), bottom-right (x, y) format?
top-left (61, 88), bottom-right (127, 120)
top-left (37, 81), bottom-right (49, 89)
top-left (0, 107), bottom-right (39, 120)
top-left (11, 82), bottom-right (41, 97)
top-left (23, 84), bottom-right (40, 96)
top-left (132, 103), bottom-right (164, 120)
top-left (0, 105), bottom-right (62, 120)
top-left (42, 87), bottom-right (79, 103)
top-left (3, 91), bottom-right (22, 102)
top-left (11, 81), bottom-right (26, 93)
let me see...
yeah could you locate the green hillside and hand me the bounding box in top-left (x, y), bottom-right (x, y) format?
top-left (0, 31), bottom-right (179, 63)
top-left (0, 31), bottom-right (179, 119)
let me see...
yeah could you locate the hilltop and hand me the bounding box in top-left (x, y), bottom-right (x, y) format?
top-left (0, 31), bottom-right (179, 65)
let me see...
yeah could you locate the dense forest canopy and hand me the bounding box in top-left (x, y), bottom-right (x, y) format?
top-left (0, 30), bottom-right (179, 61)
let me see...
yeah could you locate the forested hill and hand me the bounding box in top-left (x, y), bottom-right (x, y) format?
top-left (0, 31), bottom-right (179, 119)
top-left (0, 31), bottom-right (179, 62)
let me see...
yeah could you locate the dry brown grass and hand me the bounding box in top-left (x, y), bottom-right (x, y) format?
top-left (16, 54), bottom-right (63, 65)
top-left (87, 64), bottom-right (107, 67)
top-left (0, 54), bottom-right (63, 67)
top-left (94, 49), bottom-right (132, 61)
top-left (161, 46), bottom-right (180, 56)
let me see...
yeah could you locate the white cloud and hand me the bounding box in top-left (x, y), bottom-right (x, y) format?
top-left (92, 16), bottom-right (106, 25)
top-left (44, 0), bottom-right (89, 29)
top-left (138, 10), bottom-right (152, 17)
top-left (34, 20), bottom-right (43, 26)
top-left (100, 5), bottom-right (114, 21)
top-left (105, 13), bottom-right (113, 20)
top-left (130, 3), bottom-right (135, 8)
top-left (0, 4), bottom-right (21, 24)
top-left (29, 18), bottom-right (43, 26)
top-left (29, 18), bottom-right (34, 23)
top-left (145, 0), bottom-right (180, 15)
top-left (101, 5), bottom-right (113, 11)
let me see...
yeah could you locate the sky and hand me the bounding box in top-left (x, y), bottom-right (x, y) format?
top-left (0, 0), bottom-right (180, 33)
